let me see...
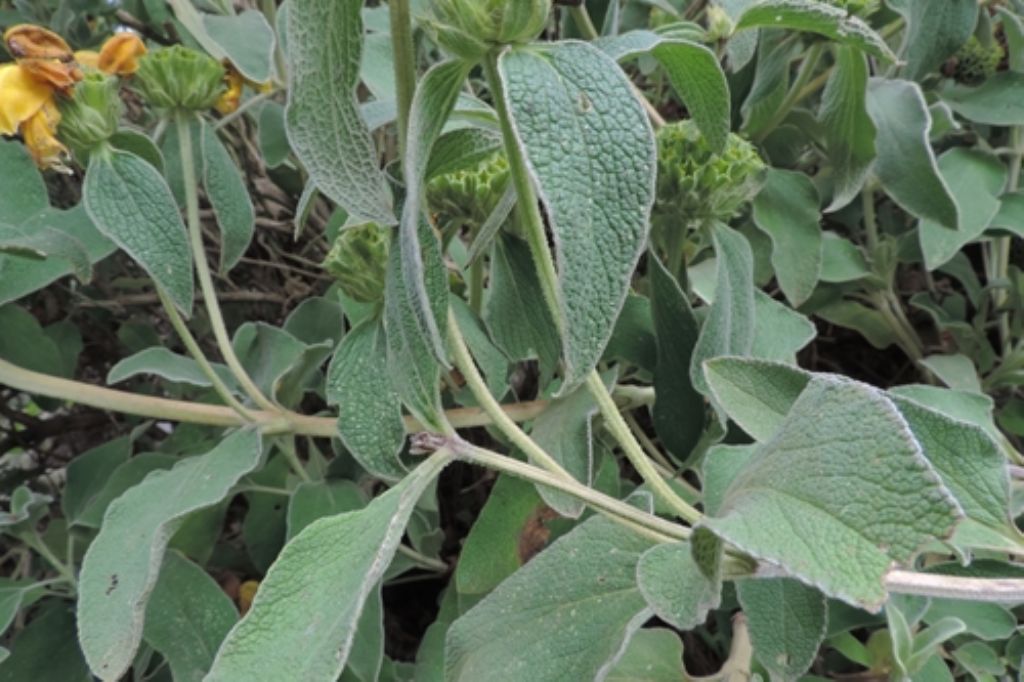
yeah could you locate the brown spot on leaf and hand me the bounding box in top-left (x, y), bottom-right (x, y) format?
top-left (517, 505), bottom-right (559, 564)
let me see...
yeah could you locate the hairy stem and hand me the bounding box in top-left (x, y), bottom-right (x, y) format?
top-left (176, 112), bottom-right (279, 414)
top-left (390, 0), bottom-right (417, 160)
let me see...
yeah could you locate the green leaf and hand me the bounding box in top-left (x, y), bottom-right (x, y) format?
top-left (891, 0), bottom-right (977, 81)
top-left (637, 543), bottom-right (720, 630)
top-left (919, 354), bottom-right (981, 393)
top-left (649, 256), bottom-right (703, 463)
top-left (109, 129), bottom-right (164, 172)
top-left (203, 10), bottom-right (276, 83)
top-left (446, 516), bottom-right (655, 682)
top-left (865, 79), bottom-right (959, 232)
top-left (77, 429), bottom-right (262, 680)
top-left (816, 299), bottom-right (900, 350)
top-left (0, 602), bottom-right (90, 682)
top-left (597, 30), bottom-right (730, 151)
top-left (399, 60), bottom-right (469, 362)
top-left (107, 346), bottom-right (237, 390)
top-left (259, 101), bottom-right (290, 168)
top-left (384, 223), bottom-right (448, 431)
top-left (83, 149), bottom-right (194, 314)
top-left (888, 394), bottom-right (1018, 546)
top-left (703, 357), bottom-right (810, 441)
top-left (201, 122), bottom-right (255, 273)
top-left (922, 599), bottom-right (1014, 642)
top-left (0, 223), bottom-right (92, 284)
top-left (917, 148), bottom-right (1006, 270)
top-left (820, 232), bottom-right (870, 283)
top-left (699, 376), bottom-right (961, 610)
top-left (426, 128), bottom-right (503, 181)
top-left (498, 41), bottom-right (656, 390)
top-left (327, 318), bottom-right (407, 482)
top-left (142, 552), bottom-right (239, 682)
top-left (0, 305), bottom-right (64, 377)
top-left (735, 0), bottom-right (896, 62)
top-left (690, 224), bottom-right (756, 395)
top-left (286, 0), bottom-right (394, 224)
top-left (286, 480), bottom-right (365, 540)
top-left (940, 72), bottom-right (1024, 126)
top-left (605, 628), bottom-right (686, 682)
top-left (750, 292), bottom-right (816, 363)
top-left (454, 475), bottom-right (544, 598)
top-left (0, 139), bottom-right (47, 223)
top-left (529, 373), bottom-right (607, 518)
top-left (206, 452), bottom-right (451, 682)
top-left (818, 46), bottom-right (876, 212)
top-left (752, 168), bottom-right (822, 306)
top-left (74, 454), bottom-right (177, 529)
top-left (737, 578), bottom-right (827, 681)
top-left (232, 322), bottom-right (333, 409)
top-left (450, 296), bottom-right (508, 399)
top-left (484, 234), bottom-right (560, 378)
top-left (61, 437), bottom-right (131, 525)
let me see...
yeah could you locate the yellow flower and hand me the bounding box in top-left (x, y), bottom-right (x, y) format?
top-left (21, 98), bottom-right (68, 171)
top-left (97, 33), bottom-right (146, 76)
top-left (0, 62), bottom-right (51, 136)
top-left (215, 64), bottom-right (245, 115)
top-left (74, 50), bottom-right (100, 70)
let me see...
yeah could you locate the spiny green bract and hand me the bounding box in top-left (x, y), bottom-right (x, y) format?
top-left (426, 151), bottom-right (510, 232)
top-left (949, 35), bottom-right (1005, 85)
top-left (322, 223), bottom-right (390, 303)
top-left (654, 120), bottom-right (765, 227)
top-left (428, 0), bottom-right (550, 59)
top-left (134, 45), bottom-right (225, 111)
top-left (58, 72), bottom-right (120, 160)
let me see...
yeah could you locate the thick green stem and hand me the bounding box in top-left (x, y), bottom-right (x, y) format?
top-left (586, 373), bottom-right (702, 524)
top-left (482, 52), bottom-right (564, 336)
top-left (156, 287), bottom-right (255, 422)
top-left (176, 112), bottom-right (279, 414)
top-left (448, 310), bottom-right (571, 478)
top-left (453, 440), bottom-right (689, 543)
top-left (389, 0), bottom-right (417, 160)
top-left (992, 126), bottom-right (1022, 352)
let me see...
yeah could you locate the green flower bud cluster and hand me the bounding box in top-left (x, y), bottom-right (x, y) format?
top-left (950, 36), bottom-right (1005, 86)
top-left (322, 222), bottom-right (390, 303)
top-left (58, 72), bottom-right (120, 160)
top-left (654, 121), bottom-right (765, 226)
top-left (428, 0), bottom-right (550, 59)
top-left (134, 45), bottom-right (225, 111)
top-left (426, 151), bottom-right (510, 232)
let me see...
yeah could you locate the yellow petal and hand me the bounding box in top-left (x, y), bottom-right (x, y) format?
top-left (4, 24), bottom-right (73, 61)
top-left (75, 50), bottom-right (101, 70)
top-left (215, 66), bottom-right (244, 115)
top-left (98, 33), bottom-right (146, 76)
top-left (0, 63), bottom-right (50, 136)
top-left (20, 99), bottom-right (69, 171)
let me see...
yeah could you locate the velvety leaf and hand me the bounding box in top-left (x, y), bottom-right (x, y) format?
top-left (232, 322), bottom-right (332, 409)
top-left (752, 168), bottom-right (822, 306)
top-left (446, 516), bottom-right (655, 682)
top-left (203, 10), bottom-right (276, 83)
top-left (450, 296), bottom-right (508, 399)
top-left (484, 234), bottom-right (560, 378)
top-left (737, 578), bottom-right (827, 681)
top-left (201, 122), bottom-right (255, 273)
top-left (327, 318), bottom-right (408, 481)
top-left (0, 602), bottom-right (90, 682)
top-left (597, 30), bottom-right (730, 150)
top-left (820, 232), bottom-right (870, 283)
top-left (918, 354), bottom-right (981, 393)
top-left (77, 429), bottom-right (262, 680)
top-left (637, 543), bottom-right (720, 630)
top-left (923, 599), bottom-right (1015, 642)
top-left (940, 72), bottom-right (1024, 126)
top-left (286, 480), bottom-right (365, 541)
top-left (649, 256), bottom-right (703, 463)
top-left (62, 437), bottom-right (131, 525)
top-left (865, 79), bottom-right (959, 232)
top-left (891, 0), bottom-right (977, 81)
top-left (285, 0), bottom-right (394, 224)
top-left (0, 305), bottom-right (64, 377)
top-left (690, 224), bottom-right (756, 395)
top-left (0, 223), bottom-right (92, 284)
top-left (83, 149), bottom-right (194, 314)
top-left (0, 139), bottom-right (47, 223)
top-left (818, 46), bottom-right (876, 211)
top-left (498, 41), bottom-right (656, 390)
top-left (735, 0), bottom-right (896, 61)
top-left (399, 60), bottom-right (470, 362)
top-left (454, 475), bottom-right (544, 597)
top-left (917, 148), bottom-right (1005, 270)
top-left (384, 223), bottom-right (448, 431)
top-left (107, 346), bottom-right (237, 390)
top-left (142, 552), bottom-right (238, 682)
top-left (529, 373), bottom-right (606, 517)
top-left (206, 452), bottom-right (451, 682)
top-left (703, 357), bottom-right (810, 441)
top-left (700, 376), bottom-right (961, 611)
top-left (75, 454), bottom-right (177, 530)
top-left (605, 628), bottom-right (686, 682)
